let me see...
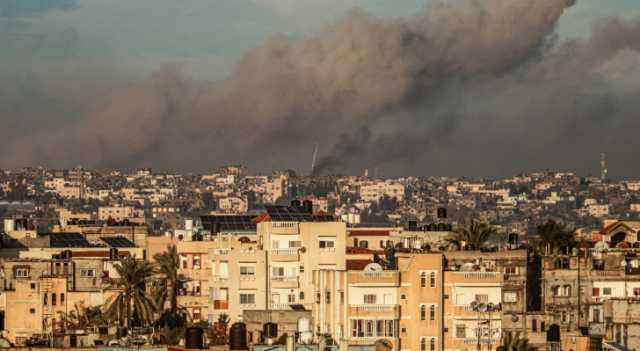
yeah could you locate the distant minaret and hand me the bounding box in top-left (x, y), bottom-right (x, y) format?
top-left (600, 152), bottom-right (608, 181)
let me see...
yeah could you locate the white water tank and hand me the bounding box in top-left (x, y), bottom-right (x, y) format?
top-left (3, 219), bottom-right (14, 233)
top-left (297, 317), bottom-right (312, 344)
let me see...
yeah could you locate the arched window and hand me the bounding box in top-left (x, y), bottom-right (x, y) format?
top-left (430, 305), bottom-right (436, 321)
top-left (420, 305), bottom-right (426, 320)
top-left (552, 285), bottom-right (560, 297)
top-left (430, 338), bottom-right (436, 351)
top-left (563, 285), bottom-right (572, 297)
top-left (420, 272), bottom-right (427, 288)
top-left (420, 338), bottom-right (426, 351)
top-left (430, 272), bottom-right (436, 288)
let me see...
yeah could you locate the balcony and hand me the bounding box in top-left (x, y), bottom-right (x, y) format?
top-left (449, 272), bottom-right (502, 284)
top-left (213, 300), bottom-right (229, 310)
top-left (211, 276), bottom-right (229, 284)
top-left (589, 322), bottom-right (605, 336)
top-left (348, 271), bottom-right (400, 286)
top-left (271, 276), bottom-right (299, 288)
top-left (349, 304), bottom-right (400, 319)
top-left (271, 248), bottom-right (300, 262)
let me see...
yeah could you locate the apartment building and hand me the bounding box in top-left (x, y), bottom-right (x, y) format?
top-left (0, 248), bottom-right (135, 346)
top-left (208, 205), bottom-right (345, 326)
top-left (98, 205), bottom-right (145, 223)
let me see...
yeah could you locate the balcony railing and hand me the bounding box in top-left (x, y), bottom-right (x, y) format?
top-left (348, 271), bottom-right (400, 286)
top-left (453, 272), bottom-right (501, 280)
top-left (271, 248), bottom-right (299, 256)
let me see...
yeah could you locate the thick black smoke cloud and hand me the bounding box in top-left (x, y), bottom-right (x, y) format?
top-left (3, 0), bottom-right (640, 177)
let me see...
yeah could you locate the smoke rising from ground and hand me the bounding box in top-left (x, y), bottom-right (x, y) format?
top-left (3, 0), bottom-right (640, 177)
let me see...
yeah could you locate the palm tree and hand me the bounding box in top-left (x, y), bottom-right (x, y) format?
top-left (104, 255), bottom-right (156, 329)
top-left (453, 220), bottom-right (497, 250)
top-left (153, 245), bottom-right (189, 327)
top-left (153, 245), bottom-right (180, 316)
top-left (499, 333), bottom-right (538, 351)
top-left (535, 220), bottom-right (575, 255)
top-left (57, 303), bottom-right (105, 332)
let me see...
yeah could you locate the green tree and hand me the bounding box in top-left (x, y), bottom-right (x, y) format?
top-left (153, 245), bottom-right (188, 343)
top-left (500, 333), bottom-right (538, 351)
top-left (535, 220), bottom-right (575, 255)
top-left (104, 256), bottom-right (156, 329)
top-left (57, 303), bottom-right (105, 332)
top-left (453, 220), bottom-right (497, 250)
top-left (154, 245), bottom-right (180, 316)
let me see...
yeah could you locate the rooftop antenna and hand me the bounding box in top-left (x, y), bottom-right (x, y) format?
top-left (310, 143), bottom-right (319, 175)
top-left (600, 152), bottom-right (608, 181)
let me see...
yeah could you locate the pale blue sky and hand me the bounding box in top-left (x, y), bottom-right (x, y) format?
top-left (3, 0), bottom-right (640, 81)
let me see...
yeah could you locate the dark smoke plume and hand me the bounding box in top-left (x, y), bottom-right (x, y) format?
top-left (4, 0), bottom-right (640, 177)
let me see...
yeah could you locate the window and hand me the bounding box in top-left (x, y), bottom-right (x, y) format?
top-left (319, 240), bottom-right (335, 249)
top-left (430, 305), bottom-right (436, 321)
top-left (44, 293), bottom-right (48, 306)
top-left (340, 291), bottom-right (345, 304)
top-left (60, 293), bottom-right (65, 304)
top-left (420, 305), bottom-right (427, 320)
top-left (358, 240), bottom-right (369, 249)
top-left (193, 255), bottom-right (201, 270)
top-left (420, 272), bottom-right (427, 287)
top-left (532, 319), bottom-right (537, 332)
top-left (456, 294), bottom-right (465, 305)
top-left (456, 325), bottom-right (466, 338)
top-left (593, 308), bottom-right (601, 323)
top-left (541, 322), bottom-right (546, 331)
top-left (593, 287), bottom-right (600, 296)
top-left (300, 265), bottom-right (305, 273)
top-left (364, 294), bottom-right (377, 304)
top-left (563, 285), bottom-right (572, 297)
top-left (420, 338), bottom-right (427, 351)
top-left (289, 240), bottom-right (302, 248)
top-left (505, 266), bottom-right (517, 274)
top-left (29, 308), bottom-right (36, 314)
top-left (288, 294), bottom-right (296, 303)
top-left (30, 283), bottom-right (36, 290)
top-left (430, 338), bottom-right (436, 351)
top-left (81, 269), bottom-right (96, 278)
top-left (503, 292), bottom-right (517, 303)
top-left (401, 294), bottom-right (407, 300)
top-left (326, 291), bottom-right (331, 304)
top-left (272, 267), bottom-right (285, 277)
top-left (475, 294), bottom-right (488, 303)
top-left (299, 291), bottom-right (305, 301)
top-left (430, 272), bottom-right (436, 287)
top-left (603, 287), bottom-right (612, 296)
top-left (52, 293), bottom-right (57, 306)
top-left (271, 240), bottom-right (280, 249)
top-left (180, 255), bottom-right (187, 269)
top-left (15, 268), bottom-right (29, 278)
top-left (240, 293), bottom-right (255, 305)
top-left (240, 265), bottom-right (255, 276)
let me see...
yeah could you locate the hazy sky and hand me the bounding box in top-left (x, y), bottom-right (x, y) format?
top-left (4, 0), bottom-right (638, 79)
top-left (2, 0), bottom-right (640, 177)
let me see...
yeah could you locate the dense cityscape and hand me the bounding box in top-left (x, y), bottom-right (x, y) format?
top-left (4, 0), bottom-right (640, 350)
top-left (0, 165), bottom-right (638, 350)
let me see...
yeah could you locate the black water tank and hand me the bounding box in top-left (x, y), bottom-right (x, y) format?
top-left (547, 324), bottom-right (561, 342)
top-left (117, 327), bottom-right (128, 338)
top-left (230, 322), bottom-right (248, 350)
top-left (263, 322), bottom-right (278, 339)
top-left (302, 200), bottom-right (313, 213)
top-left (185, 327), bottom-right (204, 349)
